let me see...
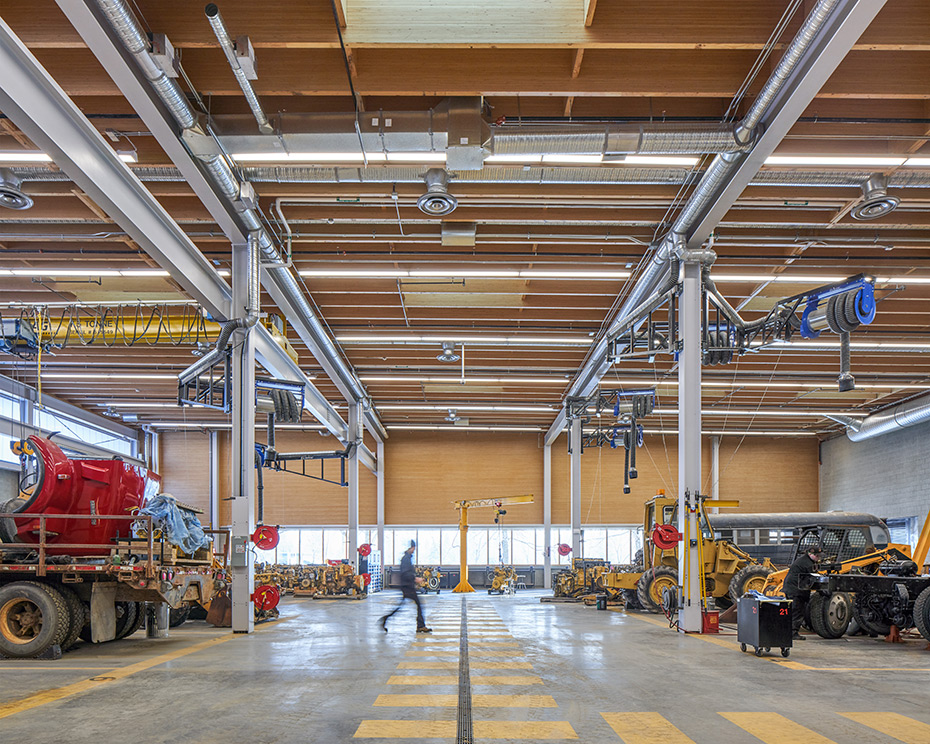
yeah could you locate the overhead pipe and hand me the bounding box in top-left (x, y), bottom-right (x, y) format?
top-left (826, 392), bottom-right (930, 441)
top-left (204, 4), bottom-right (274, 135)
top-left (92, 0), bottom-right (384, 439)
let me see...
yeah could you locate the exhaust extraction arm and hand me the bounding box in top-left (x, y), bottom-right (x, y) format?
top-left (827, 392), bottom-right (930, 442)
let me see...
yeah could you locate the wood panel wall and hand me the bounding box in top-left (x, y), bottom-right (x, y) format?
top-left (158, 430), bottom-right (820, 528)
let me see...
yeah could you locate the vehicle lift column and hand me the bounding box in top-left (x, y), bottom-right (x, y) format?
top-left (678, 257), bottom-right (703, 633)
top-left (569, 416), bottom-right (582, 559)
top-left (231, 239), bottom-right (256, 633)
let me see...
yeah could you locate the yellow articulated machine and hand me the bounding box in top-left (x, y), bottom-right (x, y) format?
top-left (558, 491), bottom-right (773, 611)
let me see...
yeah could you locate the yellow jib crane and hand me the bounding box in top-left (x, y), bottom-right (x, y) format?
top-left (451, 495), bottom-right (534, 593)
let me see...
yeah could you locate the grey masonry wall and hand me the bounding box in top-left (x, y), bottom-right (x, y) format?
top-left (820, 417), bottom-right (930, 528)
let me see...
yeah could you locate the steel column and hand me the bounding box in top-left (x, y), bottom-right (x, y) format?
top-left (543, 442), bottom-right (552, 589)
top-left (209, 430), bottom-right (220, 530)
top-left (710, 435), bottom-right (721, 513)
top-left (347, 402), bottom-right (361, 570)
top-left (569, 418), bottom-right (582, 559)
top-left (377, 440), bottom-right (385, 571)
top-left (678, 260), bottom-right (703, 633)
top-left (230, 240), bottom-right (256, 634)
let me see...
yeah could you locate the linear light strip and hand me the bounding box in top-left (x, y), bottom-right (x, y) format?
top-left (337, 335), bottom-right (593, 345)
top-left (0, 268), bottom-right (231, 278)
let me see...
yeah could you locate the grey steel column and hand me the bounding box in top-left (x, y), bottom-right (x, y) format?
top-left (377, 439), bottom-right (385, 564)
top-left (678, 260), bottom-right (703, 633)
top-left (230, 241), bottom-right (256, 634)
top-left (710, 435), bottom-right (721, 512)
top-left (209, 430), bottom-right (220, 529)
top-left (543, 442), bottom-right (552, 589)
top-left (348, 402), bottom-right (361, 570)
top-left (569, 418), bottom-right (582, 559)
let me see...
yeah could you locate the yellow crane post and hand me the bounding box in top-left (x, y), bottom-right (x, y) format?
top-left (451, 495), bottom-right (534, 593)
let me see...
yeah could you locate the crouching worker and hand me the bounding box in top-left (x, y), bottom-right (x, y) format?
top-left (783, 545), bottom-right (824, 640)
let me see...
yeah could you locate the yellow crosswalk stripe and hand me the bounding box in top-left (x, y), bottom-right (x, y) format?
top-left (410, 641), bottom-right (518, 647)
top-left (719, 712), bottom-right (837, 743)
top-left (404, 649), bottom-right (521, 656)
top-left (397, 661), bottom-right (533, 669)
top-left (387, 674), bottom-right (542, 685)
top-left (839, 712), bottom-right (930, 743)
top-left (601, 712), bottom-right (695, 743)
top-left (354, 720), bottom-right (577, 739)
top-left (374, 693), bottom-right (556, 707)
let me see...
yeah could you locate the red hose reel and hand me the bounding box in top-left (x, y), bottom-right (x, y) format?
top-left (251, 584), bottom-right (280, 611)
top-left (652, 524), bottom-right (682, 550)
top-left (557, 543), bottom-right (572, 556)
top-left (358, 543), bottom-right (372, 557)
top-left (251, 525), bottom-right (280, 551)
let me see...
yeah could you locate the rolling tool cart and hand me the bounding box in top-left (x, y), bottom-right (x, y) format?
top-left (738, 596), bottom-right (792, 657)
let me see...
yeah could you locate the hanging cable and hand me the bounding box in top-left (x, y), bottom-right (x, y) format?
top-left (328, 0), bottom-right (367, 164)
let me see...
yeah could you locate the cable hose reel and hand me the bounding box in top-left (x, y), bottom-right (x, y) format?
top-left (652, 524), bottom-right (682, 551)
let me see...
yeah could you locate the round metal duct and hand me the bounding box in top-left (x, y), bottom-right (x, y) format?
top-left (436, 341), bottom-right (460, 362)
top-left (851, 173), bottom-right (899, 221)
top-left (0, 168), bottom-right (33, 210)
top-left (417, 168), bottom-right (458, 216)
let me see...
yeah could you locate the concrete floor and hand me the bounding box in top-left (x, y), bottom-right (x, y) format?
top-left (1, 590), bottom-right (929, 743)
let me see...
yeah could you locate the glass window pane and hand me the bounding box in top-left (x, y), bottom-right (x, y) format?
top-left (300, 528), bottom-right (322, 564)
top-left (275, 528), bottom-right (300, 564)
top-left (511, 528), bottom-right (535, 564)
top-left (584, 528), bottom-right (607, 561)
top-left (556, 528), bottom-right (572, 565)
top-left (535, 528), bottom-right (546, 564)
top-left (391, 529), bottom-right (417, 565)
top-left (468, 527), bottom-right (488, 566)
top-left (417, 528), bottom-right (441, 564)
top-left (488, 527), bottom-right (507, 565)
top-left (323, 528), bottom-right (347, 561)
top-left (441, 528), bottom-right (460, 565)
top-left (607, 527), bottom-right (632, 565)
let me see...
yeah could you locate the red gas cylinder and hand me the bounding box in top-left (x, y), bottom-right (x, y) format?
top-left (10, 435), bottom-right (160, 556)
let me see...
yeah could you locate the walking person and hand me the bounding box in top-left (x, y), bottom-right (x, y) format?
top-left (783, 545), bottom-right (824, 640)
top-left (380, 540), bottom-right (432, 633)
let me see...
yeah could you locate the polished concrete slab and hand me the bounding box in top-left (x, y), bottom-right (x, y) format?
top-left (1, 590), bottom-right (929, 743)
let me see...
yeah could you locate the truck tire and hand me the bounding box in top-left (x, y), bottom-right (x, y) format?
top-left (853, 592), bottom-right (892, 637)
top-left (728, 564), bottom-right (774, 603)
top-left (622, 589), bottom-right (643, 610)
top-left (114, 601), bottom-right (139, 640)
top-left (25, 581), bottom-right (70, 647)
top-left (809, 592), bottom-right (852, 639)
top-left (56, 584), bottom-right (86, 651)
top-left (0, 581), bottom-right (68, 658)
top-left (914, 586), bottom-right (930, 643)
top-left (168, 604), bottom-right (191, 628)
top-left (636, 566), bottom-right (678, 613)
top-left (122, 602), bottom-right (146, 638)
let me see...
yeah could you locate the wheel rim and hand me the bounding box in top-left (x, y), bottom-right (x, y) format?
top-left (742, 574), bottom-right (768, 594)
top-left (0, 598), bottom-right (43, 644)
top-left (827, 594), bottom-right (849, 630)
top-left (649, 576), bottom-right (677, 605)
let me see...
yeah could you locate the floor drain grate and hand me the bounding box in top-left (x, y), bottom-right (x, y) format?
top-left (456, 598), bottom-right (473, 744)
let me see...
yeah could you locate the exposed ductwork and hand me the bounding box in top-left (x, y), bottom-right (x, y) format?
top-left (204, 3), bottom-right (273, 135)
top-left (91, 0), bottom-right (384, 439)
top-left (0, 168), bottom-right (33, 210)
top-left (827, 392), bottom-right (930, 441)
top-left (851, 173), bottom-right (900, 220)
top-left (416, 168), bottom-right (458, 215)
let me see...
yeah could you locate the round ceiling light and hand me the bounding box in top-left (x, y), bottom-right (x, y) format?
top-left (436, 341), bottom-right (460, 362)
top-left (0, 169), bottom-right (34, 210)
top-left (851, 173), bottom-right (899, 221)
top-left (417, 168), bottom-right (458, 216)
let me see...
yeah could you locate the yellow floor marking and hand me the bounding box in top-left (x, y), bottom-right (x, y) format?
top-left (627, 613), bottom-right (750, 652)
top-left (404, 649), bottom-right (521, 657)
top-left (770, 660), bottom-right (930, 672)
top-left (0, 634), bottom-right (236, 720)
top-left (0, 666), bottom-right (130, 671)
top-left (396, 661), bottom-right (534, 670)
top-left (719, 712), bottom-right (837, 743)
top-left (601, 712), bottom-right (695, 743)
top-left (387, 675), bottom-right (542, 685)
top-left (410, 641), bottom-right (518, 647)
top-left (404, 650), bottom-right (460, 657)
top-left (839, 712), bottom-right (930, 743)
top-left (374, 693), bottom-right (556, 707)
top-left (354, 720), bottom-right (577, 739)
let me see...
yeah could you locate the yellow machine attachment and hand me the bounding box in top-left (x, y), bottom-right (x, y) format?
top-left (552, 559), bottom-right (610, 598)
top-left (488, 566), bottom-right (519, 595)
top-left (451, 495), bottom-right (533, 593)
top-left (416, 565), bottom-right (443, 594)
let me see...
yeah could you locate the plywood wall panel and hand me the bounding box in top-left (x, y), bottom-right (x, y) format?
top-left (384, 431), bottom-right (544, 525)
top-left (158, 431), bottom-right (211, 514)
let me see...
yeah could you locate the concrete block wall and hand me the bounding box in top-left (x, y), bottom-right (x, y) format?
top-left (820, 418), bottom-right (930, 525)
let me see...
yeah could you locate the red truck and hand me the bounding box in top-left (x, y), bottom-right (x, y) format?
top-left (0, 435), bottom-right (227, 658)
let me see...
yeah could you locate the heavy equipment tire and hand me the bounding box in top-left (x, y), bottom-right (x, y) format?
top-left (728, 564), bottom-right (774, 603)
top-left (188, 603), bottom-right (208, 621)
top-left (853, 592), bottom-right (892, 637)
top-left (168, 604), bottom-right (191, 628)
top-left (26, 581), bottom-right (70, 647)
top-left (123, 602), bottom-right (146, 638)
top-left (636, 566), bottom-right (679, 613)
top-left (114, 601), bottom-right (139, 640)
top-left (913, 586), bottom-right (930, 643)
top-left (57, 584), bottom-right (86, 651)
top-left (622, 589), bottom-right (643, 611)
top-left (809, 592), bottom-right (852, 639)
top-left (0, 581), bottom-right (68, 658)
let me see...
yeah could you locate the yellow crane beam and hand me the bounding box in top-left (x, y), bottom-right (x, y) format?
top-left (451, 494), bottom-right (533, 593)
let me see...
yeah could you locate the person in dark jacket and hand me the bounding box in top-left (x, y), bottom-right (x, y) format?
top-left (783, 545), bottom-right (824, 640)
top-left (380, 540), bottom-right (432, 633)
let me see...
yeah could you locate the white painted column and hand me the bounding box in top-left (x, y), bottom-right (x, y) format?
top-left (569, 417), bottom-right (582, 559)
top-left (678, 259), bottom-right (703, 633)
top-left (230, 241), bottom-right (256, 634)
top-left (543, 442), bottom-right (552, 589)
top-left (376, 440), bottom-right (385, 559)
top-left (347, 402), bottom-right (360, 571)
top-left (710, 435), bottom-right (720, 512)
top-left (209, 429), bottom-right (219, 529)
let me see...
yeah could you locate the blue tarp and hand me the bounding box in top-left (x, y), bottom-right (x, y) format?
top-left (138, 493), bottom-right (210, 554)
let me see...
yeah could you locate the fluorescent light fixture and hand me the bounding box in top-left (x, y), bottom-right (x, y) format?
top-left (638, 429), bottom-right (817, 437)
top-left (651, 408), bottom-right (865, 417)
top-left (484, 154), bottom-right (542, 164)
top-left (387, 424), bottom-right (544, 432)
top-left (336, 334), bottom-right (592, 346)
top-left (765, 155), bottom-right (907, 167)
top-left (378, 404), bottom-right (554, 412)
top-left (299, 268), bottom-right (630, 280)
top-left (712, 274), bottom-right (847, 283)
top-left (598, 379), bottom-right (930, 390)
top-left (904, 158), bottom-right (930, 167)
top-left (0, 151), bottom-right (52, 163)
top-left (3, 268), bottom-right (173, 278)
top-left (231, 151), bottom-right (387, 163)
top-left (620, 155), bottom-right (700, 166)
top-left (387, 152), bottom-right (446, 163)
top-left (117, 151), bottom-right (137, 163)
top-left (875, 276), bottom-right (930, 284)
top-left (541, 154), bottom-right (604, 165)
top-left (42, 373), bottom-right (179, 380)
top-left (145, 422), bottom-right (324, 429)
top-left (359, 376), bottom-right (569, 385)
top-left (98, 402), bottom-right (178, 408)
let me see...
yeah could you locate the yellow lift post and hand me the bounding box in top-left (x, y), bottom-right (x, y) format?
top-left (451, 495), bottom-right (534, 593)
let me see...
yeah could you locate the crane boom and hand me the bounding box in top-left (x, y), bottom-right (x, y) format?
top-left (453, 495), bottom-right (534, 510)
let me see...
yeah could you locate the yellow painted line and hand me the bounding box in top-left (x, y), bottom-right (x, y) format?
top-left (410, 641), bottom-right (518, 647)
top-left (601, 712), bottom-right (695, 743)
top-left (354, 720), bottom-right (577, 739)
top-left (397, 661), bottom-right (533, 670)
top-left (0, 634), bottom-right (236, 720)
top-left (387, 674), bottom-right (542, 685)
top-left (374, 694), bottom-right (556, 708)
top-left (839, 712), bottom-right (930, 742)
top-left (0, 666), bottom-right (129, 671)
top-left (627, 613), bottom-right (747, 652)
top-left (719, 712), bottom-right (837, 743)
top-left (404, 650), bottom-right (460, 657)
top-left (468, 649), bottom-right (523, 656)
top-left (769, 661), bottom-right (930, 672)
